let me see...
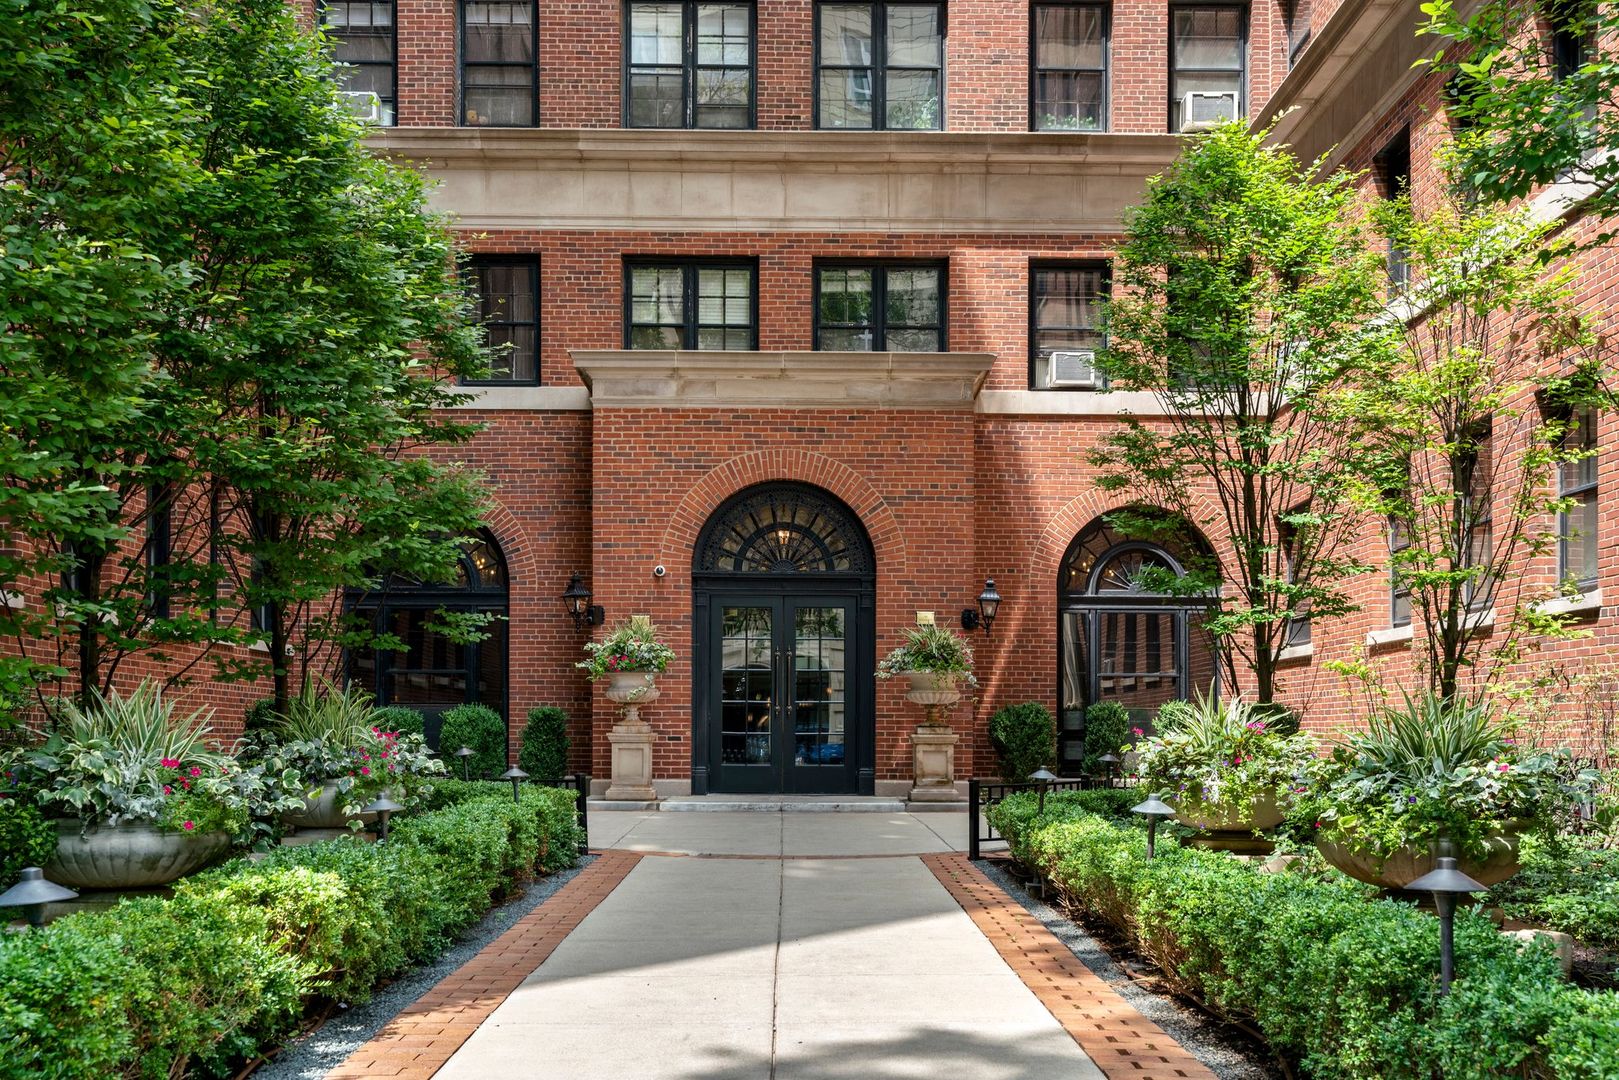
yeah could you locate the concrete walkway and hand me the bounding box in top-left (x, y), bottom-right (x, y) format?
top-left (333, 811), bottom-right (1217, 1080)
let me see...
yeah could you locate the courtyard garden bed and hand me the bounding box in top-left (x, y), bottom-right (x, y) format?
top-left (0, 781), bottom-right (584, 1078)
top-left (987, 792), bottom-right (1619, 1080)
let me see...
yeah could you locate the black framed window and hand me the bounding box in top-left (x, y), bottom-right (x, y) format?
top-left (1169, 3), bottom-right (1245, 132)
top-left (1377, 128), bottom-right (1412, 289)
top-left (1279, 509), bottom-right (1311, 647)
top-left (1389, 517), bottom-right (1411, 628)
top-left (1030, 262), bottom-right (1106, 389)
top-left (461, 0), bottom-right (537, 126)
top-left (815, 262), bottom-right (945, 351)
top-left (1282, 0), bottom-right (1310, 67)
top-left (1032, 3), bottom-right (1107, 131)
top-left (321, 0), bottom-right (397, 124)
top-left (1551, 0), bottom-right (1594, 82)
top-left (1462, 421), bottom-right (1494, 610)
top-left (816, 2), bottom-right (944, 130)
top-left (146, 485), bottom-right (172, 620)
top-left (465, 257), bottom-right (540, 383)
top-left (626, 1), bottom-right (754, 128)
top-left (625, 260), bottom-right (757, 349)
top-left (1559, 405), bottom-right (1600, 590)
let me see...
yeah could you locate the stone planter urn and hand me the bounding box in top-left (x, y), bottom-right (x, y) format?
top-left (604, 671), bottom-right (660, 802)
top-left (903, 670), bottom-right (965, 804)
top-left (46, 819), bottom-right (231, 890)
top-left (1316, 821), bottom-right (1529, 890)
top-left (284, 779), bottom-right (379, 831)
top-left (1176, 793), bottom-right (1285, 855)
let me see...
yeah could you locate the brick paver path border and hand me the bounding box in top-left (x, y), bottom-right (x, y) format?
top-left (923, 852), bottom-right (1219, 1080)
top-left (327, 851), bottom-right (641, 1080)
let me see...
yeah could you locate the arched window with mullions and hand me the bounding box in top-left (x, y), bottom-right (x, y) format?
top-left (1056, 511), bottom-right (1218, 773)
top-left (347, 530), bottom-right (509, 747)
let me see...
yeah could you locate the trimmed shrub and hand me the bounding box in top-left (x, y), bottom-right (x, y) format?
top-left (243, 697), bottom-right (278, 734)
top-left (518, 706), bottom-right (570, 780)
top-left (371, 705), bottom-right (426, 740)
top-left (0, 799), bottom-right (56, 888)
top-left (1488, 834), bottom-right (1619, 951)
top-left (987, 702), bottom-right (1056, 782)
top-left (1, 785), bottom-right (582, 1077)
top-left (439, 703), bottom-right (507, 779)
top-left (1081, 701), bottom-right (1132, 773)
top-left (989, 794), bottom-right (1619, 1080)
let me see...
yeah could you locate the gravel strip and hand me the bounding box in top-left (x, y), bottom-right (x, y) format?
top-left (251, 856), bottom-right (595, 1080)
top-left (976, 857), bottom-right (1282, 1080)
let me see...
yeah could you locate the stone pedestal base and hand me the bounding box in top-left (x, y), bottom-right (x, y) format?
top-left (606, 723), bottom-right (658, 802)
top-left (909, 726), bottom-right (964, 803)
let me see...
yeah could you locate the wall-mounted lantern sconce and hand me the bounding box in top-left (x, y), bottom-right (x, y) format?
top-left (562, 573), bottom-right (604, 630)
top-left (960, 579), bottom-right (1002, 636)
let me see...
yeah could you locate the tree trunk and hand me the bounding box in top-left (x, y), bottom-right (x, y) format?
top-left (270, 600), bottom-right (290, 716)
top-left (76, 550), bottom-right (105, 706)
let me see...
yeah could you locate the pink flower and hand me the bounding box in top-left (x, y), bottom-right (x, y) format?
top-left (360, 766), bottom-right (371, 776)
top-left (182, 820), bottom-right (195, 831)
top-left (163, 785), bottom-right (173, 795)
top-left (180, 780), bottom-right (190, 790)
top-left (1499, 763), bottom-right (1510, 772)
top-left (160, 758), bottom-right (180, 769)
top-left (1132, 727), bottom-right (1144, 737)
top-left (188, 767), bottom-right (201, 777)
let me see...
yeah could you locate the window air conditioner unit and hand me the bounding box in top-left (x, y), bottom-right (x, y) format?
top-left (1045, 350), bottom-right (1099, 389)
top-left (1180, 90), bottom-right (1239, 132)
top-left (339, 90), bottom-right (382, 124)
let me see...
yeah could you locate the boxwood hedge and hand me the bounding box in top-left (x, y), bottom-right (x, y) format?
top-left (0, 784), bottom-right (583, 1078)
top-left (988, 793), bottom-right (1619, 1080)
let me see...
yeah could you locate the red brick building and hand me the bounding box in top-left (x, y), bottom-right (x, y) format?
top-left (272, 0), bottom-right (1613, 794)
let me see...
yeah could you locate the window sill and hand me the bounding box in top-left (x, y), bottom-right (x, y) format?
top-left (1277, 642), bottom-right (1313, 662)
top-left (1463, 607), bottom-right (1498, 633)
top-left (1365, 624), bottom-right (1413, 647)
top-left (1533, 589), bottom-right (1603, 617)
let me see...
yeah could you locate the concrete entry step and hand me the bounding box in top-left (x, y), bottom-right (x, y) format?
top-left (659, 794), bottom-right (908, 812)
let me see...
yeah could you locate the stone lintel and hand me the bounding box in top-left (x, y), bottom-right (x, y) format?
top-left (572, 350), bottom-right (994, 409)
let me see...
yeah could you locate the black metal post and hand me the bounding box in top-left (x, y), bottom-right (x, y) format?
top-left (1146, 817), bottom-right (1159, 860)
top-left (1436, 892), bottom-right (1457, 994)
top-left (573, 773), bottom-right (591, 855)
top-left (968, 778), bottom-right (981, 861)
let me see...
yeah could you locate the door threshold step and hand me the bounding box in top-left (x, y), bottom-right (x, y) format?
top-left (658, 795), bottom-right (909, 813)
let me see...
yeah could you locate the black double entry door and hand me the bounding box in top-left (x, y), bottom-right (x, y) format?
top-left (699, 589), bottom-right (869, 795)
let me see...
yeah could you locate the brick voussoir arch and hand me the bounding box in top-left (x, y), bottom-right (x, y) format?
top-left (1037, 490), bottom-right (1232, 586)
top-left (659, 450), bottom-right (907, 576)
top-left (476, 496), bottom-right (538, 585)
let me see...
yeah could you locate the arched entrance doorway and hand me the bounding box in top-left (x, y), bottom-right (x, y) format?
top-left (1057, 512), bottom-right (1218, 772)
top-left (347, 530), bottom-right (510, 749)
top-left (692, 482), bottom-right (876, 795)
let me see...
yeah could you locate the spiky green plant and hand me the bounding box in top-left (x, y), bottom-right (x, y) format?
top-left (54, 681), bottom-right (225, 768)
top-left (1353, 692), bottom-right (1508, 785)
top-left (274, 679), bottom-right (375, 749)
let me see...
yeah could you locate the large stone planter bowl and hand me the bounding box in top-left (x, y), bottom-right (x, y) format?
top-left (1316, 821), bottom-right (1529, 890)
top-left (902, 670), bottom-right (963, 708)
top-left (604, 671), bottom-right (660, 705)
top-left (285, 779), bottom-right (377, 830)
top-left (1175, 792), bottom-right (1285, 833)
top-left (47, 819), bottom-right (230, 889)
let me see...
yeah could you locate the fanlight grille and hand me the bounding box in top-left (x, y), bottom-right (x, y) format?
top-left (698, 484), bottom-right (873, 574)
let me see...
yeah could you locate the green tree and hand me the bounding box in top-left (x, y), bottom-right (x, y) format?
top-left (1420, 0), bottom-right (1618, 240)
top-left (1092, 123), bottom-right (1392, 704)
top-left (1344, 193), bottom-right (1613, 701)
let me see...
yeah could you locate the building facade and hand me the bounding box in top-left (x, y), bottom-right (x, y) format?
top-left (146, 0), bottom-right (1605, 792)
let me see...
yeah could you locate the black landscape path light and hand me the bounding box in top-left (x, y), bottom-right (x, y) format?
top-left (1406, 853), bottom-right (1486, 995)
top-left (0, 867), bottom-right (78, 928)
top-left (363, 793), bottom-right (403, 843)
top-left (1028, 767), bottom-right (1058, 814)
top-left (455, 745), bottom-right (475, 781)
top-left (1131, 792), bottom-right (1176, 859)
top-left (501, 765), bottom-right (529, 804)
top-left (1097, 752), bottom-right (1120, 787)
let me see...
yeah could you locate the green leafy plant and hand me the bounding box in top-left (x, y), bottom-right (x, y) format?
top-left (577, 616), bottom-right (676, 681)
top-left (518, 706), bottom-right (570, 779)
top-left (371, 705), bottom-right (425, 740)
top-left (1315, 693), bottom-right (1595, 861)
top-left (273, 680), bottom-right (377, 747)
top-left (0, 798), bottom-right (56, 887)
top-left (1487, 833), bottom-right (1619, 952)
top-left (875, 625), bottom-right (978, 685)
top-left (1131, 692), bottom-right (1321, 821)
top-left (988, 702), bottom-right (1056, 782)
top-left (1082, 701), bottom-right (1133, 774)
top-left (439, 703), bottom-right (507, 780)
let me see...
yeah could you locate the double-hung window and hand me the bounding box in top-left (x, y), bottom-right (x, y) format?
top-left (1389, 516), bottom-right (1412, 628)
top-left (1559, 406), bottom-right (1600, 590)
top-left (1031, 3), bottom-right (1107, 131)
top-left (1169, 3), bottom-right (1245, 132)
top-left (1377, 128), bottom-right (1412, 289)
top-left (465, 257), bottom-right (540, 383)
top-left (321, 0), bottom-right (397, 124)
top-left (146, 484), bottom-right (173, 620)
top-left (1279, 509), bottom-right (1311, 647)
top-left (817, 2), bottom-right (944, 130)
top-left (627, 2), bottom-right (753, 128)
top-left (625, 260), bottom-right (757, 349)
top-left (816, 263), bottom-right (945, 351)
top-left (1462, 421), bottom-right (1494, 610)
top-left (461, 0), bottom-right (537, 126)
top-left (1030, 262), bottom-right (1106, 389)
